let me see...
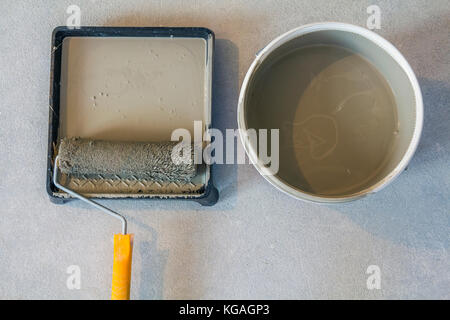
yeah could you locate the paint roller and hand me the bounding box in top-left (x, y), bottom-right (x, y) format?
top-left (53, 137), bottom-right (196, 299)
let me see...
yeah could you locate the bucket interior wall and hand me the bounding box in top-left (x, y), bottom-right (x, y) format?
top-left (244, 30), bottom-right (417, 196)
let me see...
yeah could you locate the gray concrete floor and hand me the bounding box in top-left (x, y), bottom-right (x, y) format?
top-left (0, 0), bottom-right (449, 299)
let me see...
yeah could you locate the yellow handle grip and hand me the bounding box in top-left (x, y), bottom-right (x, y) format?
top-left (111, 234), bottom-right (134, 300)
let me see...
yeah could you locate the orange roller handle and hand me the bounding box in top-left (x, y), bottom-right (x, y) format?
top-left (111, 234), bottom-right (134, 300)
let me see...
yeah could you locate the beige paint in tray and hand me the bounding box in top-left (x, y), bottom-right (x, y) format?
top-left (59, 37), bottom-right (207, 142)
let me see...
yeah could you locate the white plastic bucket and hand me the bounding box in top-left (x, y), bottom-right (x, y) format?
top-left (238, 22), bottom-right (423, 203)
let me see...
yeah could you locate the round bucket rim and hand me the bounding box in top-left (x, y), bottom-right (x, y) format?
top-left (237, 22), bottom-right (423, 203)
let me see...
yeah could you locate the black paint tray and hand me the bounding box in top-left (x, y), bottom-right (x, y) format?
top-left (47, 26), bottom-right (218, 206)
